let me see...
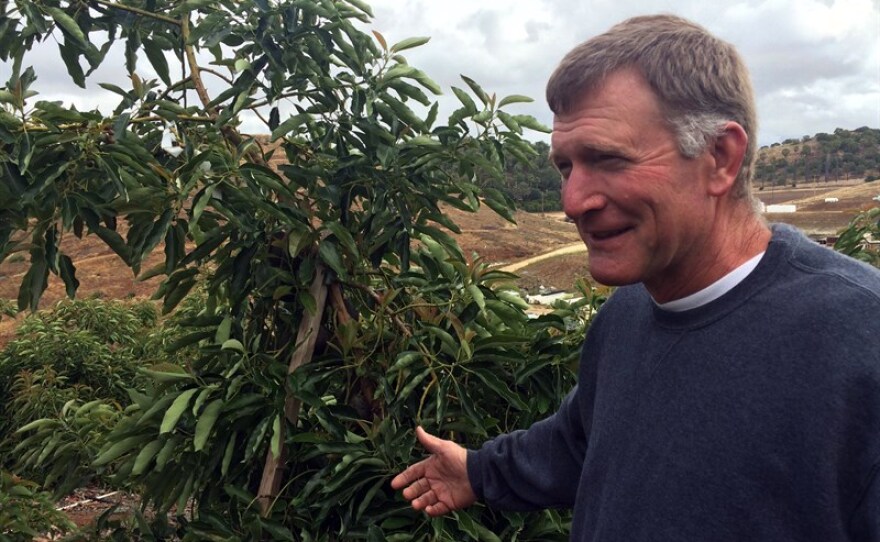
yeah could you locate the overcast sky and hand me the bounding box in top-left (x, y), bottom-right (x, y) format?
top-left (2, 0), bottom-right (878, 146)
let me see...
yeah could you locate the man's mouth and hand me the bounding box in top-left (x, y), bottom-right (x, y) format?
top-left (590, 227), bottom-right (631, 241)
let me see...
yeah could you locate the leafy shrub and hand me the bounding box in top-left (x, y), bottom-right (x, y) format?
top-left (0, 299), bottom-right (161, 476)
top-left (0, 470), bottom-right (75, 541)
top-left (13, 400), bottom-right (122, 497)
top-left (834, 207), bottom-right (880, 268)
top-left (0, 299), bottom-right (16, 321)
top-left (88, 240), bottom-right (588, 540)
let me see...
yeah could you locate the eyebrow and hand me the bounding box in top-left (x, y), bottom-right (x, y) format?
top-left (548, 142), bottom-right (628, 164)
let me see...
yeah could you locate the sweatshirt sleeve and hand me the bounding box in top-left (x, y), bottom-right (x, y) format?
top-left (849, 463), bottom-right (880, 542)
top-left (466, 388), bottom-right (588, 511)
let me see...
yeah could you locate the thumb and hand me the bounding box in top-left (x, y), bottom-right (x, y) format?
top-left (415, 426), bottom-right (447, 454)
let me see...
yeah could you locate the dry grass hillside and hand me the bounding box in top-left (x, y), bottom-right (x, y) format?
top-left (760, 181), bottom-right (880, 236)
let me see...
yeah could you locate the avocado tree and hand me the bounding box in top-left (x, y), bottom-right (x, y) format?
top-left (0, 0), bottom-right (583, 539)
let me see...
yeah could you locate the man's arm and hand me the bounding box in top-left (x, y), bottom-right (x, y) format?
top-left (467, 388), bottom-right (588, 511)
top-left (849, 462), bottom-right (880, 541)
top-left (392, 387), bottom-right (589, 515)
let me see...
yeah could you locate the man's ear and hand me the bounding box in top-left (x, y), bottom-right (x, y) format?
top-left (706, 122), bottom-right (748, 197)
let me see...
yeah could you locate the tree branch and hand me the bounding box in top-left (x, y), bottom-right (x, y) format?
top-left (198, 67), bottom-right (235, 86)
top-left (180, 17), bottom-right (216, 116)
top-left (347, 282), bottom-right (412, 338)
top-left (93, 0), bottom-right (181, 26)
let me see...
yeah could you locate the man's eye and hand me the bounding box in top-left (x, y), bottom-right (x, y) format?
top-left (596, 154), bottom-right (627, 167)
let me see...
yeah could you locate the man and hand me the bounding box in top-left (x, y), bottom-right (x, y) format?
top-left (392, 14), bottom-right (880, 541)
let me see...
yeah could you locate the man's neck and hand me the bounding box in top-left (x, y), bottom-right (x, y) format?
top-left (648, 212), bottom-right (771, 304)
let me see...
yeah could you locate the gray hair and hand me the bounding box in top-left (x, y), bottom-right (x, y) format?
top-left (670, 113), bottom-right (729, 158)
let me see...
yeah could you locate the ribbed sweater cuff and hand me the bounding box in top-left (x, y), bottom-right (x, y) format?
top-left (466, 449), bottom-right (484, 501)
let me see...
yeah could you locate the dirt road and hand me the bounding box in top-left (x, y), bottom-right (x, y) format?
top-left (500, 241), bottom-right (586, 273)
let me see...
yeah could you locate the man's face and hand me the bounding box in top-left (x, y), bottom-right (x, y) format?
top-left (550, 68), bottom-right (719, 302)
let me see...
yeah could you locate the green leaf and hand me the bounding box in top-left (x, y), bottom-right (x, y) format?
top-left (467, 284), bottom-right (486, 311)
top-left (260, 517), bottom-right (295, 541)
top-left (270, 414), bottom-right (282, 459)
top-left (325, 221), bottom-right (358, 257)
top-left (215, 316), bottom-right (232, 344)
top-left (58, 41), bottom-right (85, 89)
top-left (390, 36), bottom-right (430, 53)
top-left (143, 39), bottom-right (171, 86)
top-left (497, 94), bottom-right (534, 108)
top-left (58, 254), bottom-right (79, 298)
top-left (287, 224), bottom-right (312, 259)
top-left (425, 101), bottom-right (439, 129)
top-left (270, 113), bottom-right (310, 140)
top-left (154, 436), bottom-right (179, 471)
top-left (160, 388), bottom-right (200, 434)
top-left (472, 110), bottom-right (492, 124)
top-left (162, 276), bottom-right (196, 315)
top-left (411, 69), bottom-right (442, 95)
top-left (472, 522), bottom-right (503, 542)
top-left (16, 418), bottom-right (58, 434)
top-left (347, 0), bottom-right (375, 17)
top-left (94, 436), bottom-right (150, 467)
top-left (496, 111), bottom-right (521, 134)
top-left (380, 92), bottom-right (425, 130)
top-left (98, 83), bottom-right (131, 99)
top-left (83, 213), bottom-right (133, 266)
top-left (318, 240), bottom-right (347, 278)
top-left (513, 114), bottom-right (551, 133)
top-left (194, 399), bottom-right (224, 452)
top-left (142, 363), bottom-right (194, 384)
top-left (17, 248), bottom-right (48, 311)
top-left (481, 188), bottom-right (516, 223)
top-left (473, 368), bottom-right (528, 410)
top-left (221, 434), bottom-right (236, 476)
top-left (454, 511), bottom-right (480, 539)
top-left (132, 440), bottom-right (164, 475)
top-left (384, 63), bottom-right (418, 81)
top-left (451, 87), bottom-right (477, 115)
top-left (221, 339), bottom-right (245, 352)
top-left (46, 8), bottom-right (87, 49)
top-left (460, 75), bottom-right (489, 105)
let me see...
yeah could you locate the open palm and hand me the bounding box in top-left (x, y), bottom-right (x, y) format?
top-left (391, 427), bottom-right (477, 516)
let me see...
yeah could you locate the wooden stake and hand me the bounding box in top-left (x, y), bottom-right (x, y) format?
top-left (258, 264), bottom-right (328, 515)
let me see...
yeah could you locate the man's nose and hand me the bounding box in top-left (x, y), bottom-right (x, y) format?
top-left (561, 168), bottom-right (606, 220)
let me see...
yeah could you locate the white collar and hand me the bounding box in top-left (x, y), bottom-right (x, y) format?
top-left (656, 251), bottom-right (766, 312)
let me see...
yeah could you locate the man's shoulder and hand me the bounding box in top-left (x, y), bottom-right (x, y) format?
top-left (771, 223), bottom-right (880, 297)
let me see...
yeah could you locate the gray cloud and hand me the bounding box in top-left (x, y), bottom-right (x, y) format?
top-left (1, 0), bottom-right (876, 148)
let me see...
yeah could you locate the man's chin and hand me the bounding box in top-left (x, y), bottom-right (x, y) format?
top-left (588, 265), bottom-right (640, 288)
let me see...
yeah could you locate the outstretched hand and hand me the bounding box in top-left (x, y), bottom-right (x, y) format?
top-left (391, 426), bottom-right (477, 516)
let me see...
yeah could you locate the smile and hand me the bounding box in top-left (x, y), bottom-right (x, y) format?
top-left (590, 227), bottom-right (631, 241)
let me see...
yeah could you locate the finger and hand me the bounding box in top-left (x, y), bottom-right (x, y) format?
top-left (402, 477), bottom-right (432, 501)
top-left (391, 461), bottom-right (425, 490)
top-left (425, 501), bottom-right (451, 517)
top-left (415, 426), bottom-right (447, 454)
top-left (411, 487), bottom-right (437, 510)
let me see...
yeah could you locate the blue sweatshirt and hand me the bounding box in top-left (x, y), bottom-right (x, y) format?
top-left (468, 224), bottom-right (880, 541)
